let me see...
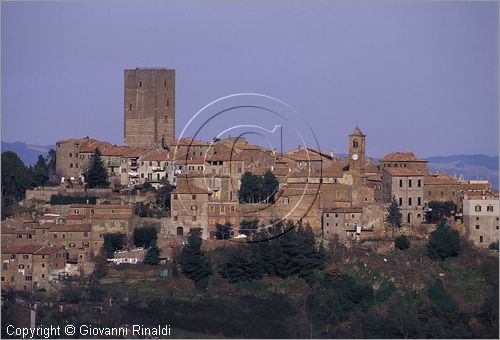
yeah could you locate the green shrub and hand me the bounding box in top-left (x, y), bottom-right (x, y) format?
top-left (50, 195), bottom-right (96, 205)
top-left (395, 235), bottom-right (411, 250)
top-left (427, 222), bottom-right (460, 260)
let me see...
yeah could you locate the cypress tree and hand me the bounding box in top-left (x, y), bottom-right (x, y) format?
top-left (178, 228), bottom-right (212, 289)
top-left (386, 196), bottom-right (402, 237)
top-left (86, 148), bottom-right (109, 188)
top-left (144, 242), bottom-right (161, 265)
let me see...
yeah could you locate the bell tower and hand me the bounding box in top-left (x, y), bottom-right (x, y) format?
top-left (349, 126), bottom-right (366, 172)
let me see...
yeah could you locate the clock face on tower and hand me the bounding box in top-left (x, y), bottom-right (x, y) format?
top-left (352, 153), bottom-right (359, 161)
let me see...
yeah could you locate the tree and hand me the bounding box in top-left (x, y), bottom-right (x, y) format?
top-left (215, 222), bottom-right (232, 240)
top-left (239, 219), bottom-right (259, 236)
top-left (427, 220), bottom-right (460, 260)
top-left (1, 151), bottom-right (32, 218)
top-left (220, 244), bottom-right (263, 283)
top-left (425, 201), bottom-right (456, 223)
top-left (133, 226), bottom-right (158, 248)
top-left (32, 154), bottom-right (49, 187)
top-left (427, 279), bottom-right (460, 323)
top-left (156, 183), bottom-right (172, 216)
top-left (103, 233), bottom-right (125, 258)
top-left (144, 243), bottom-right (161, 265)
top-left (86, 148), bottom-right (109, 188)
top-left (47, 148), bottom-right (57, 181)
top-left (395, 235), bottom-right (410, 250)
top-left (263, 170), bottom-right (279, 203)
top-left (239, 171), bottom-right (258, 203)
top-left (178, 228), bottom-right (212, 289)
top-left (386, 197), bottom-right (402, 237)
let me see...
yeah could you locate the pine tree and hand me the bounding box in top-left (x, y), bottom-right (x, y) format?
top-left (386, 196), bottom-right (402, 237)
top-left (178, 228), bottom-right (212, 289)
top-left (32, 154), bottom-right (49, 187)
top-left (144, 242), bottom-right (161, 265)
top-left (86, 148), bottom-right (109, 188)
top-left (263, 170), bottom-right (279, 203)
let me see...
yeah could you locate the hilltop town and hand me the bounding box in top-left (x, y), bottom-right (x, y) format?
top-left (1, 68), bottom-right (499, 338)
top-left (2, 67), bottom-right (498, 291)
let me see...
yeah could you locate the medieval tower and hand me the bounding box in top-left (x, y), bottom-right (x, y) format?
top-left (348, 126), bottom-right (366, 172)
top-left (124, 68), bottom-right (175, 149)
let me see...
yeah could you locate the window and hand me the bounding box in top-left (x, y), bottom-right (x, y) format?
top-left (129, 103), bottom-right (132, 111)
top-left (42, 263), bottom-right (45, 268)
top-left (352, 139), bottom-right (358, 148)
top-left (75, 163), bottom-right (79, 168)
top-left (418, 179), bottom-right (422, 187)
top-left (408, 179), bottom-right (412, 187)
top-left (399, 197), bottom-right (403, 206)
top-left (475, 205), bottom-right (482, 212)
top-left (417, 197), bottom-right (421, 206)
top-left (111, 209), bottom-right (116, 213)
top-left (192, 194), bottom-right (196, 200)
top-left (70, 163), bottom-right (73, 168)
top-left (75, 153), bottom-right (78, 157)
top-left (139, 80), bottom-right (142, 87)
top-left (428, 190), bottom-right (432, 196)
top-left (42, 274), bottom-right (45, 279)
top-left (283, 197), bottom-right (289, 204)
top-left (164, 80), bottom-right (167, 87)
top-left (335, 214), bottom-right (338, 218)
top-left (496, 226), bottom-right (499, 230)
top-left (25, 276), bottom-right (32, 281)
top-left (23, 255), bottom-right (29, 259)
top-left (476, 216), bottom-right (480, 221)
top-left (69, 153), bottom-right (72, 157)
top-left (476, 225), bottom-right (480, 230)
top-left (191, 205), bottom-right (197, 211)
top-left (174, 194), bottom-right (178, 200)
top-left (210, 206), bottom-right (215, 212)
top-left (487, 205), bottom-right (494, 212)
top-left (2, 263), bottom-right (7, 270)
top-left (141, 173), bottom-right (144, 178)
top-left (173, 216), bottom-right (178, 221)
top-left (326, 213), bottom-right (329, 218)
top-left (479, 236), bottom-right (483, 243)
top-left (399, 179), bottom-right (403, 188)
top-left (19, 264), bottom-right (25, 269)
top-left (220, 206), bottom-right (224, 213)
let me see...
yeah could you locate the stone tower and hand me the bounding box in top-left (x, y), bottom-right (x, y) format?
top-left (124, 68), bottom-right (175, 149)
top-left (348, 126), bottom-right (366, 172)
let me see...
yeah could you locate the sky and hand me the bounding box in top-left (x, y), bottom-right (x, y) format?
top-left (1, 1), bottom-right (498, 158)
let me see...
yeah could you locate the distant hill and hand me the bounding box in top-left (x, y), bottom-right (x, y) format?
top-left (424, 154), bottom-right (499, 190)
top-left (1, 141), bottom-right (54, 165)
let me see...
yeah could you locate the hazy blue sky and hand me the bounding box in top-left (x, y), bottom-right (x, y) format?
top-left (2, 1), bottom-right (498, 157)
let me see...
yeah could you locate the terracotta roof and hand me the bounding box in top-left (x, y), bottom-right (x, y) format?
top-left (175, 138), bottom-right (210, 146)
top-left (174, 179), bottom-right (210, 194)
top-left (142, 150), bottom-right (171, 161)
top-left (463, 191), bottom-right (498, 199)
top-left (384, 168), bottom-right (424, 177)
top-left (91, 213), bottom-right (132, 220)
top-left (424, 173), bottom-right (459, 186)
top-left (56, 137), bottom-right (93, 145)
top-left (49, 224), bottom-right (91, 232)
top-left (65, 214), bottom-right (87, 221)
top-left (1, 228), bottom-right (35, 235)
top-left (2, 244), bottom-right (62, 255)
top-left (35, 223), bottom-right (55, 229)
top-left (381, 152), bottom-right (427, 163)
top-left (252, 166), bottom-right (290, 177)
top-left (174, 153), bottom-right (206, 164)
top-left (69, 204), bottom-right (132, 209)
top-left (366, 174), bottom-right (382, 182)
top-left (79, 141), bottom-right (114, 153)
top-left (324, 207), bottom-right (363, 213)
top-left (284, 147), bottom-right (331, 162)
top-left (349, 127), bottom-right (366, 137)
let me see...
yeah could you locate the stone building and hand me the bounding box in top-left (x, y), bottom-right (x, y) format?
top-left (138, 150), bottom-right (174, 187)
top-left (171, 175), bottom-right (210, 239)
top-left (1, 244), bottom-right (67, 291)
top-left (46, 224), bottom-right (92, 263)
top-left (124, 68), bottom-right (175, 149)
top-left (56, 137), bottom-right (112, 179)
top-left (382, 167), bottom-right (425, 226)
top-left (462, 191), bottom-right (499, 247)
top-left (174, 138), bottom-right (210, 158)
top-left (380, 152), bottom-right (428, 173)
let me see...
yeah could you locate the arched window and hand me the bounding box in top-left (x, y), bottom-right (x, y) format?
top-left (407, 213), bottom-right (412, 224)
top-left (176, 226), bottom-right (184, 236)
top-left (353, 139), bottom-right (359, 148)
